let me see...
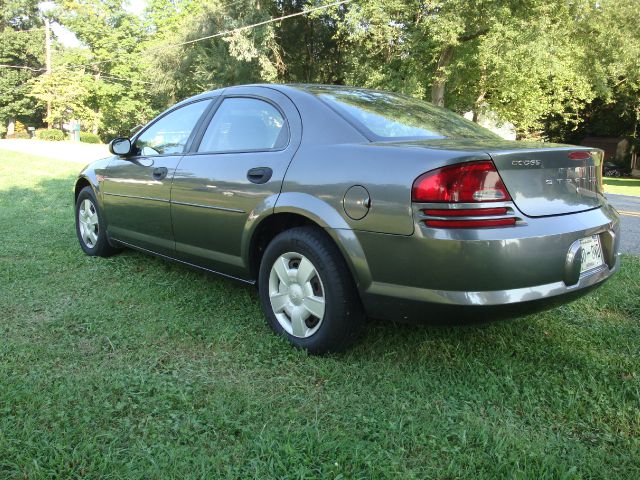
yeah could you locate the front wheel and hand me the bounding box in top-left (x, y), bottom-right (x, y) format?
top-left (258, 226), bottom-right (364, 354)
top-left (75, 186), bottom-right (120, 257)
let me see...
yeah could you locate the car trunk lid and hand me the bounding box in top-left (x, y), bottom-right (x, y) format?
top-left (381, 138), bottom-right (605, 217)
top-left (485, 144), bottom-right (604, 217)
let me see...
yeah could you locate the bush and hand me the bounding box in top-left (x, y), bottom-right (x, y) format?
top-left (14, 120), bottom-right (27, 134)
top-left (79, 131), bottom-right (101, 144)
top-left (36, 129), bottom-right (65, 141)
top-left (7, 131), bottom-right (31, 139)
top-left (6, 121), bottom-right (31, 139)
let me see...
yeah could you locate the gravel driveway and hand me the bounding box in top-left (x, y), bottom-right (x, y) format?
top-left (0, 139), bottom-right (110, 164)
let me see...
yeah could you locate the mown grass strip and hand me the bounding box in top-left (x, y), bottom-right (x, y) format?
top-left (1, 149), bottom-right (639, 479)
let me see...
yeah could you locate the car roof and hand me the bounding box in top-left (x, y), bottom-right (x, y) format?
top-left (178, 83), bottom-right (380, 104)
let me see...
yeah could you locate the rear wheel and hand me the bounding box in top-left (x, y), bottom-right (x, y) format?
top-left (258, 226), bottom-right (364, 354)
top-left (75, 186), bottom-right (120, 257)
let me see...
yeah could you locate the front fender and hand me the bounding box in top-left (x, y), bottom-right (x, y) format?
top-left (74, 157), bottom-right (113, 218)
top-left (74, 158), bottom-right (112, 196)
top-left (74, 172), bottom-right (99, 197)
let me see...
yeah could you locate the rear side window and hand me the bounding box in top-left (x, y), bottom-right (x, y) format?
top-left (134, 99), bottom-right (212, 156)
top-left (197, 98), bottom-right (288, 153)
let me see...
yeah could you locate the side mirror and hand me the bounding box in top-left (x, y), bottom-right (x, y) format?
top-left (109, 137), bottom-right (132, 156)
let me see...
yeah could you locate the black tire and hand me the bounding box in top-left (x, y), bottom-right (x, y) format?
top-left (75, 186), bottom-right (120, 257)
top-left (258, 226), bottom-right (364, 354)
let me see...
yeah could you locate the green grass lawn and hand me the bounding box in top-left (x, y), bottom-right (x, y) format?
top-left (604, 177), bottom-right (640, 196)
top-left (1, 149), bottom-right (639, 479)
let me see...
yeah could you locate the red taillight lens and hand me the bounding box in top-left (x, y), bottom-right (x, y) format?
top-left (568, 151), bottom-right (591, 160)
top-left (424, 207), bottom-right (508, 217)
top-left (412, 161), bottom-right (511, 203)
top-left (422, 207), bottom-right (515, 228)
top-left (425, 218), bottom-right (516, 228)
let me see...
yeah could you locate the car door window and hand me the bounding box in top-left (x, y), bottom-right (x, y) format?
top-left (135, 100), bottom-right (212, 156)
top-left (197, 97), bottom-right (288, 153)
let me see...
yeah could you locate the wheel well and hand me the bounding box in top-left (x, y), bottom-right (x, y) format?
top-left (249, 213), bottom-right (322, 280)
top-left (74, 177), bottom-right (91, 202)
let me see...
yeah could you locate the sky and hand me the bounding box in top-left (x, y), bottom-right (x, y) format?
top-left (51, 0), bottom-right (149, 48)
top-left (127, 0), bottom-right (148, 16)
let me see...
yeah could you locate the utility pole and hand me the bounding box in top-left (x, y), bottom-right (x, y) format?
top-left (44, 17), bottom-right (52, 129)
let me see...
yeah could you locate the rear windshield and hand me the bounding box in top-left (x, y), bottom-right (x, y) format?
top-left (311, 87), bottom-right (499, 141)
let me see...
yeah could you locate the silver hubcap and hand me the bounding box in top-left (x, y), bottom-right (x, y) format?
top-left (268, 252), bottom-right (326, 338)
top-left (78, 198), bottom-right (99, 248)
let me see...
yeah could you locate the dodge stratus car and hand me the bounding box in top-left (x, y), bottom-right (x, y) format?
top-left (75, 84), bottom-right (620, 353)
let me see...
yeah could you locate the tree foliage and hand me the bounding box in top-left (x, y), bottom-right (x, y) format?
top-left (0, 0), bottom-right (45, 133)
top-left (1, 0), bottom-right (639, 145)
top-left (29, 67), bottom-right (97, 128)
top-left (49, 0), bottom-right (156, 137)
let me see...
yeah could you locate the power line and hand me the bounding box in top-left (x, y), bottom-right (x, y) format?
top-left (93, 72), bottom-right (155, 85)
top-left (163, 0), bottom-right (352, 48)
top-left (0, 64), bottom-right (45, 71)
top-left (217, 0), bottom-right (249, 10)
top-left (93, 74), bottom-right (155, 86)
top-left (43, 64), bottom-right (156, 85)
top-left (55, 66), bottom-right (156, 85)
top-left (61, 58), bottom-right (118, 72)
top-left (2, 1), bottom-right (353, 84)
top-left (0, 64), bottom-right (154, 85)
top-left (2, 26), bottom-right (45, 34)
top-left (32, 1), bottom-right (353, 76)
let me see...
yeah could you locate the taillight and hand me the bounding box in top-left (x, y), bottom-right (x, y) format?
top-left (411, 161), bottom-right (511, 203)
top-left (413, 161), bottom-right (517, 228)
top-left (568, 151), bottom-right (591, 160)
top-left (424, 207), bottom-right (508, 217)
top-left (425, 217), bottom-right (516, 228)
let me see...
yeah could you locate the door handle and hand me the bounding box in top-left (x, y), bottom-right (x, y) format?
top-left (152, 167), bottom-right (168, 180)
top-left (247, 167), bottom-right (273, 184)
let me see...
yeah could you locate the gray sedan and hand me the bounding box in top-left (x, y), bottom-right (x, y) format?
top-left (74, 84), bottom-right (620, 353)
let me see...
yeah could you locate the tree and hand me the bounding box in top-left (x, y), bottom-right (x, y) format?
top-left (143, 0), bottom-right (277, 103)
top-left (0, 0), bottom-right (45, 135)
top-left (52, 0), bottom-right (156, 138)
top-left (332, 0), bottom-right (611, 137)
top-left (2, 0), bottom-right (638, 146)
top-left (143, 0), bottom-right (346, 103)
top-left (29, 67), bottom-right (98, 128)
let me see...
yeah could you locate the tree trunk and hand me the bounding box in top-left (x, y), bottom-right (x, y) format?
top-left (431, 45), bottom-right (454, 107)
top-left (431, 29), bottom-right (490, 107)
top-left (472, 90), bottom-right (486, 123)
top-left (92, 114), bottom-right (99, 135)
top-left (93, 72), bottom-right (101, 134)
top-left (45, 17), bottom-right (52, 129)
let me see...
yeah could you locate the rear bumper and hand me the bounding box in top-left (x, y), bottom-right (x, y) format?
top-left (361, 258), bottom-right (618, 323)
top-left (354, 203), bottom-right (620, 322)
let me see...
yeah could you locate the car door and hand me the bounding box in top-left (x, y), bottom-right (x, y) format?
top-left (170, 87), bottom-right (302, 279)
top-left (103, 98), bottom-right (213, 256)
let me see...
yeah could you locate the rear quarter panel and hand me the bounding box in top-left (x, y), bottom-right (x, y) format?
top-left (279, 143), bottom-right (491, 235)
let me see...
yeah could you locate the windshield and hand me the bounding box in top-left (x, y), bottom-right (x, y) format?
top-left (310, 87), bottom-right (499, 141)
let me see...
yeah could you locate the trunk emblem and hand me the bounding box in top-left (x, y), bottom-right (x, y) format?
top-left (511, 159), bottom-right (541, 167)
top-left (544, 166), bottom-right (597, 189)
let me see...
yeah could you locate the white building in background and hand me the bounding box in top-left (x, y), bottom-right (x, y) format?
top-left (464, 110), bottom-right (516, 140)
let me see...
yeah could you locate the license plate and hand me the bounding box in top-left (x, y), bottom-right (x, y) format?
top-left (580, 235), bottom-right (604, 274)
